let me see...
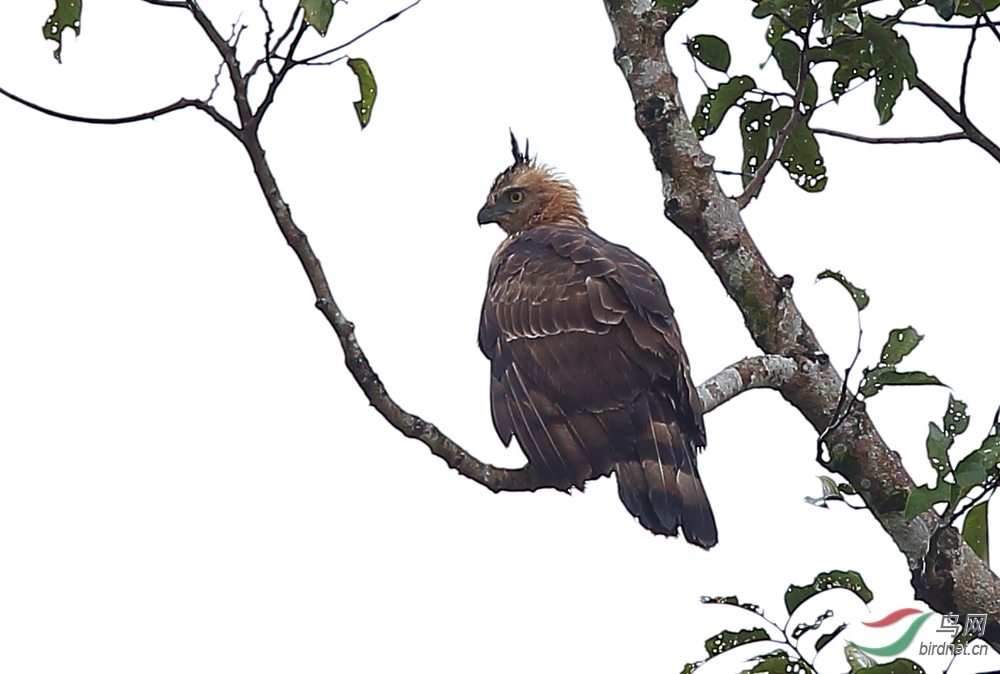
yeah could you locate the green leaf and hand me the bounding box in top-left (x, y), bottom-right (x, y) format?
top-left (42, 0), bottom-right (82, 63)
top-left (953, 452), bottom-right (987, 498)
top-left (680, 662), bottom-right (702, 674)
top-left (300, 0), bottom-right (334, 35)
top-left (817, 270), bottom-right (870, 310)
top-left (962, 501), bottom-right (989, 564)
top-left (862, 20), bottom-right (918, 124)
top-left (943, 395), bottom-right (970, 437)
top-left (857, 658), bottom-right (926, 674)
top-left (791, 610), bottom-right (833, 639)
top-left (785, 570), bottom-right (873, 616)
top-left (740, 100), bottom-right (774, 187)
top-left (770, 40), bottom-right (818, 110)
top-left (845, 643), bottom-right (877, 673)
top-left (859, 368), bottom-right (943, 397)
top-left (820, 475), bottom-right (843, 500)
top-left (977, 417), bottom-right (1000, 470)
top-left (957, 0), bottom-right (1000, 16)
top-left (653, 0), bottom-right (700, 13)
top-left (904, 483), bottom-right (952, 521)
top-left (815, 623), bottom-right (848, 653)
top-left (926, 422), bottom-right (953, 476)
top-left (742, 651), bottom-right (813, 674)
top-left (879, 327), bottom-right (922, 367)
top-left (701, 595), bottom-right (763, 614)
top-left (705, 628), bottom-right (770, 657)
top-left (779, 112), bottom-right (827, 191)
top-left (693, 76), bottom-right (756, 139)
top-left (347, 58), bottom-right (378, 129)
top-left (929, 0), bottom-right (957, 19)
top-left (688, 35), bottom-right (731, 72)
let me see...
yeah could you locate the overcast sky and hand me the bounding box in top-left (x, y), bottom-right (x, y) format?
top-left (1, 1), bottom-right (999, 672)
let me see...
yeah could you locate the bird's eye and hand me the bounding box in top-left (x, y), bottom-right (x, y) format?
top-left (509, 190), bottom-right (524, 204)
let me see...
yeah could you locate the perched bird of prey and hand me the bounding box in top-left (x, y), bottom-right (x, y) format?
top-left (476, 133), bottom-right (717, 548)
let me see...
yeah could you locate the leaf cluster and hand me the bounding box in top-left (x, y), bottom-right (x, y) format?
top-left (681, 571), bottom-right (923, 674)
top-left (681, 0), bottom-right (994, 200)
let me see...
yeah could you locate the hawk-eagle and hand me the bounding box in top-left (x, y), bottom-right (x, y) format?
top-left (476, 134), bottom-right (717, 548)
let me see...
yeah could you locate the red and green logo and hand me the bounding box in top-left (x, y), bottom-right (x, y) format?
top-left (848, 609), bottom-right (934, 656)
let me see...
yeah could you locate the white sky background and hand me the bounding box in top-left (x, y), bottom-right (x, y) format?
top-left (1, 0), bottom-right (998, 672)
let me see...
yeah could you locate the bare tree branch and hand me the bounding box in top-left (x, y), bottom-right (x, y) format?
top-left (736, 3), bottom-right (815, 209)
top-left (813, 128), bottom-right (967, 144)
top-left (699, 356), bottom-right (797, 414)
top-left (914, 76), bottom-right (1000, 164)
top-left (185, 0), bottom-right (253, 127)
top-left (602, 0), bottom-right (1000, 650)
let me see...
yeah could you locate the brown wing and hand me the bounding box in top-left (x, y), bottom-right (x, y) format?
top-left (479, 225), bottom-right (717, 548)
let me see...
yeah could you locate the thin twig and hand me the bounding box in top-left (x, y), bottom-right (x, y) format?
top-left (259, 0), bottom-right (277, 77)
top-left (960, 16), bottom-right (981, 115)
top-left (736, 2), bottom-right (815, 208)
top-left (295, 0), bottom-right (421, 65)
top-left (0, 85), bottom-right (239, 137)
top-left (270, 5), bottom-right (302, 58)
top-left (185, 0), bottom-right (252, 127)
top-left (253, 22), bottom-right (308, 122)
top-left (896, 20), bottom-right (982, 29)
top-left (813, 128), bottom-right (967, 144)
top-left (141, 0), bottom-right (187, 7)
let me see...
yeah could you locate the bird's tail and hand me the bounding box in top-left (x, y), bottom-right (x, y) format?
top-left (614, 394), bottom-right (717, 549)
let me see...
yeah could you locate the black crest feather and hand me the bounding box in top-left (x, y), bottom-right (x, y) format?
top-left (509, 129), bottom-right (530, 166)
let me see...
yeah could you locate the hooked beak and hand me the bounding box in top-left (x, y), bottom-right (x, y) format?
top-left (477, 203), bottom-right (499, 226)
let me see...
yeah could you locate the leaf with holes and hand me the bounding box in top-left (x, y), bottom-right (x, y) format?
top-left (693, 76), bottom-right (756, 139)
top-left (880, 327), bottom-right (921, 366)
top-left (904, 483), bottom-right (952, 521)
top-left (792, 610), bottom-right (833, 639)
top-left (701, 595), bottom-right (763, 614)
top-left (963, 502), bottom-right (989, 564)
top-left (300, 0), bottom-right (334, 35)
top-left (705, 628), bottom-right (770, 657)
top-left (926, 422), bottom-right (953, 477)
top-left (817, 270), bottom-right (869, 310)
top-left (742, 651), bottom-right (813, 674)
top-left (680, 662), bottom-right (702, 674)
top-left (785, 570), bottom-right (872, 616)
top-left (863, 20), bottom-right (917, 124)
top-left (347, 58), bottom-right (378, 129)
top-left (42, 0), bottom-right (81, 62)
top-left (776, 111), bottom-right (827, 192)
top-left (688, 35), bottom-right (731, 72)
top-left (857, 658), bottom-right (926, 674)
top-left (943, 395), bottom-right (970, 437)
top-left (740, 100), bottom-right (774, 187)
top-left (845, 644), bottom-right (877, 673)
top-left (858, 367), bottom-right (943, 398)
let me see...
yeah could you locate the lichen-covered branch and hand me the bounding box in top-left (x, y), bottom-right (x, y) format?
top-left (602, 0), bottom-right (1000, 649)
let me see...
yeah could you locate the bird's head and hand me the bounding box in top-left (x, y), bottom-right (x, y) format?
top-left (477, 132), bottom-right (588, 235)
